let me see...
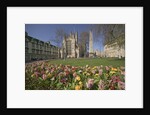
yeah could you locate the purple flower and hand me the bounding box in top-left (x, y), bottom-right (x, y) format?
top-left (86, 79), bottom-right (94, 89)
top-left (42, 74), bottom-right (47, 80)
top-left (118, 81), bottom-right (125, 90)
top-left (60, 78), bottom-right (67, 83)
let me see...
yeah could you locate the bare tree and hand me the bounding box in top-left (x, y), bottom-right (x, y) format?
top-left (49, 28), bottom-right (68, 60)
top-left (91, 24), bottom-right (125, 59)
top-left (92, 24), bottom-right (125, 45)
top-left (51, 28), bottom-right (67, 47)
top-left (79, 32), bottom-right (89, 57)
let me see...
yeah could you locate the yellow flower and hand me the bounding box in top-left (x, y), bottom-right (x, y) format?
top-left (111, 68), bottom-right (117, 71)
top-left (46, 70), bottom-right (49, 74)
top-left (103, 73), bottom-right (109, 77)
top-left (106, 74), bottom-right (109, 77)
top-left (92, 66), bottom-right (97, 70)
top-left (88, 67), bottom-right (91, 70)
top-left (79, 81), bottom-right (83, 88)
top-left (83, 72), bottom-right (87, 75)
top-left (87, 73), bottom-right (90, 76)
top-left (76, 76), bottom-right (81, 81)
top-left (95, 73), bottom-right (99, 77)
top-left (110, 71), bottom-right (116, 74)
top-left (80, 84), bottom-right (83, 88)
top-left (75, 85), bottom-right (81, 90)
top-left (86, 65), bottom-right (89, 68)
top-left (47, 73), bottom-right (52, 78)
top-left (79, 81), bottom-right (82, 85)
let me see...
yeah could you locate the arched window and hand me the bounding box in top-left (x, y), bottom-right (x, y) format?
top-left (66, 40), bottom-right (71, 55)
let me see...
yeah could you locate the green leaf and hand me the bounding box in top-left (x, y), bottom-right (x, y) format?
top-left (71, 83), bottom-right (75, 89)
top-left (45, 80), bottom-right (49, 84)
top-left (39, 77), bottom-right (43, 81)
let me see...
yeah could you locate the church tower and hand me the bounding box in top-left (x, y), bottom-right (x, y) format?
top-left (75, 32), bottom-right (78, 43)
top-left (89, 30), bottom-right (94, 57)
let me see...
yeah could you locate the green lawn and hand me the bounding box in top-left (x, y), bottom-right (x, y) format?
top-left (46, 58), bottom-right (125, 67)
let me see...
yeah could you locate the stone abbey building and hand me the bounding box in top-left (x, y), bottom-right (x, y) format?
top-left (60, 32), bottom-right (80, 58)
top-left (25, 32), bottom-right (60, 62)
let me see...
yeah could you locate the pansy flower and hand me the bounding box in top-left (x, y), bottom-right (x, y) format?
top-left (118, 81), bottom-right (125, 90)
top-left (42, 74), bottom-right (47, 80)
top-left (98, 80), bottom-right (105, 90)
top-left (86, 79), bottom-right (94, 89)
top-left (99, 69), bottom-right (103, 76)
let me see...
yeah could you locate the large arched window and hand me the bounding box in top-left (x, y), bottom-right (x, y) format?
top-left (66, 40), bottom-right (71, 55)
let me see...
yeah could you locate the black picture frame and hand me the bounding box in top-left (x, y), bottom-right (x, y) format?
top-left (1, 0), bottom-right (149, 113)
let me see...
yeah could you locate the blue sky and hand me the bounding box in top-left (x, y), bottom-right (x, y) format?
top-left (25, 24), bottom-right (104, 51)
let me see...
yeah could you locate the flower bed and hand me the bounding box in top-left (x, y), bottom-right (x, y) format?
top-left (25, 61), bottom-right (125, 90)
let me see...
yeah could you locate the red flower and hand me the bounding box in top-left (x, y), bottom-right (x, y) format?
top-left (111, 76), bottom-right (121, 83)
top-left (110, 86), bottom-right (115, 90)
top-left (65, 71), bottom-right (70, 76)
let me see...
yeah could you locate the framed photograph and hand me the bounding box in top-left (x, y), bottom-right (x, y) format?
top-left (25, 23), bottom-right (125, 91)
top-left (2, 0), bottom-right (146, 110)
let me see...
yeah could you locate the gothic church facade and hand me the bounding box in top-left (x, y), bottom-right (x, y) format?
top-left (60, 32), bottom-right (80, 58)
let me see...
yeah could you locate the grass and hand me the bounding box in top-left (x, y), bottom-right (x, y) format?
top-left (46, 57), bottom-right (125, 67)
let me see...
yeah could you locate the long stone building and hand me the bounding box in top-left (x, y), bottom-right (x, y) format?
top-left (25, 32), bottom-right (60, 62)
top-left (60, 32), bottom-right (79, 58)
top-left (104, 34), bottom-right (125, 58)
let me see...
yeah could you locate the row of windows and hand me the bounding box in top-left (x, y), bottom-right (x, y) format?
top-left (32, 50), bottom-right (58, 54)
top-left (25, 42), bottom-right (58, 50)
top-left (32, 47), bottom-right (58, 52)
top-left (26, 49), bottom-right (58, 54)
top-left (32, 45), bottom-right (57, 50)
